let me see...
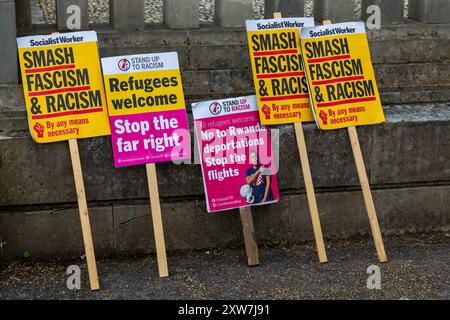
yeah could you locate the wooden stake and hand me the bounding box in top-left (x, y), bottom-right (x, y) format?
top-left (294, 123), bottom-right (328, 263)
top-left (274, 11), bottom-right (328, 263)
top-left (68, 138), bottom-right (100, 291)
top-left (239, 207), bottom-right (259, 266)
top-left (347, 127), bottom-right (387, 262)
top-left (320, 20), bottom-right (387, 263)
top-left (146, 163), bottom-right (169, 277)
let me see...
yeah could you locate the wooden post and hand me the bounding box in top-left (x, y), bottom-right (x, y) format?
top-left (146, 163), bottom-right (169, 277)
top-left (274, 11), bottom-right (328, 263)
top-left (68, 139), bottom-right (100, 291)
top-left (294, 122), bottom-right (327, 263)
top-left (347, 127), bottom-right (387, 262)
top-left (239, 207), bottom-right (259, 266)
top-left (321, 20), bottom-right (387, 263)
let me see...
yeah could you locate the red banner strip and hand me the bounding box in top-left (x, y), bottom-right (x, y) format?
top-left (257, 71), bottom-right (305, 79)
top-left (31, 107), bottom-right (104, 120)
top-left (261, 94), bottom-right (310, 102)
top-left (307, 54), bottom-right (351, 64)
top-left (316, 96), bottom-right (377, 108)
top-left (312, 75), bottom-right (365, 86)
top-left (25, 64), bottom-right (76, 74)
top-left (28, 85), bottom-right (91, 97)
top-left (253, 49), bottom-right (299, 56)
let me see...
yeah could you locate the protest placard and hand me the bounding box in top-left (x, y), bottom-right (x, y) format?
top-left (247, 13), bottom-right (327, 263)
top-left (16, 31), bottom-right (111, 290)
top-left (246, 17), bottom-right (315, 125)
top-left (193, 95), bottom-right (279, 266)
top-left (101, 52), bottom-right (191, 277)
top-left (17, 31), bottom-right (110, 142)
top-left (301, 21), bottom-right (387, 263)
top-left (101, 52), bottom-right (190, 167)
top-left (300, 22), bottom-right (385, 130)
top-left (192, 95), bottom-right (279, 212)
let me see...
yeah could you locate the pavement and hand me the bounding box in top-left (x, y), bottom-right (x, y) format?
top-left (0, 233), bottom-right (449, 300)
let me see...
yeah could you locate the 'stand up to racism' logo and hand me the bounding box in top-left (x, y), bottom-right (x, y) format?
top-left (118, 58), bottom-right (130, 71)
top-left (209, 102), bottom-right (222, 115)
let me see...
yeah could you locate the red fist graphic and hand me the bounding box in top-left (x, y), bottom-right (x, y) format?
top-left (319, 110), bottom-right (328, 125)
top-left (33, 122), bottom-right (45, 138)
top-left (262, 104), bottom-right (271, 120)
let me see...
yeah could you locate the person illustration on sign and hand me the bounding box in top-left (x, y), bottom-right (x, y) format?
top-left (245, 150), bottom-right (274, 204)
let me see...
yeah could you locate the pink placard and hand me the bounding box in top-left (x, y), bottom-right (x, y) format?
top-left (101, 52), bottom-right (191, 167)
top-left (193, 95), bottom-right (279, 213)
top-left (109, 109), bottom-right (190, 167)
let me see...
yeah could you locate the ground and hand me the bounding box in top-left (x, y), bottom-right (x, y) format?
top-left (0, 233), bottom-right (449, 300)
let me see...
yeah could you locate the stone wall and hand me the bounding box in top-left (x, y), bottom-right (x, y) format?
top-left (1, 23), bottom-right (450, 259)
top-left (0, 1), bottom-right (450, 259)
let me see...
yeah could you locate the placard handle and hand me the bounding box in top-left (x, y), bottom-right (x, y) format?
top-left (68, 138), bottom-right (100, 291)
top-left (320, 20), bottom-right (387, 263)
top-left (294, 123), bottom-right (328, 262)
top-left (275, 11), bottom-right (328, 263)
top-left (347, 127), bottom-right (387, 262)
top-left (239, 207), bottom-right (260, 266)
top-left (146, 163), bottom-right (169, 277)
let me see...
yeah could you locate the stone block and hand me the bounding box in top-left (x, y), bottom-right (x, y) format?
top-left (163, 0), bottom-right (199, 29)
top-left (313, 0), bottom-right (355, 23)
top-left (0, 206), bottom-right (113, 259)
top-left (361, 0), bottom-right (404, 25)
top-left (408, 0), bottom-right (450, 24)
top-left (110, 0), bottom-right (145, 32)
top-left (290, 185), bottom-right (450, 242)
top-left (56, 0), bottom-right (89, 31)
top-left (264, 0), bottom-right (305, 18)
top-left (215, 0), bottom-right (252, 28)
top-left (0, 0), bottom-right (18, 84)
top-left (370, 105), bottom-right (450, 185)
top-left (15, 0), bottom-right (32, 33)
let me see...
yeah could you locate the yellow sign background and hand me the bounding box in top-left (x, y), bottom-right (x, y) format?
top-left (103, 69), bottom-right (185, 117)
top-left (17, 39), bottom-right (110, 143)
top-left (247, 28), bottom-right (314, 125)
top-left (301, 33), bottom-right (385, 130)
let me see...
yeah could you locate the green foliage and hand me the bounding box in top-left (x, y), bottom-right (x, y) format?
top-left (265, 239), bottom-right (280, 248)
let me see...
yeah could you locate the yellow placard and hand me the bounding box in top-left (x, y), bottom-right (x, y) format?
top-left (102, 69), bottom-right (185, 117)
top-left (246, 18), bottom-right (315, 125)
top-left (100, 52), bottom-right (191, 167)
top-left (17, 31), bottom-right (110, 143)
top-left (300, 22), bottom-right (385, 130)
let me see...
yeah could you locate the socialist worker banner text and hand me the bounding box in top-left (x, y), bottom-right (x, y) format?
top-left (192, 95), bottom-right (279, 213)
top-left (101, 52), bottom-right (191, 167)
top-left (300, 22), bottom-right (385, 130)
top-left (246, 18), bottom-right (315, 125)
top-left (17, 31), bottom-right (110, 143)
